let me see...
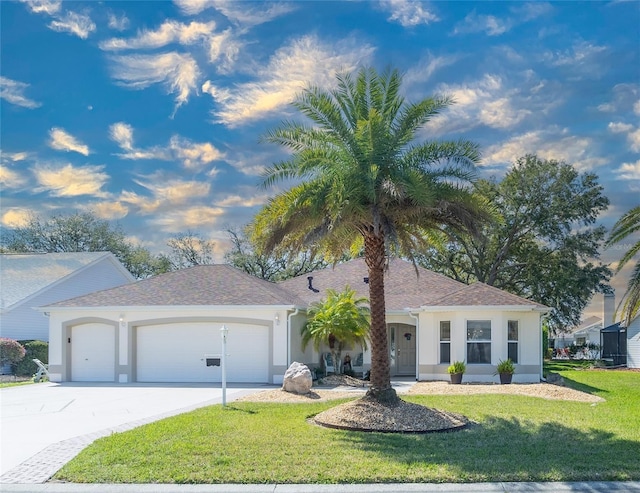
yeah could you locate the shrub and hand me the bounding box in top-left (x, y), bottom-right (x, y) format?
top-left (447, 361), bottom-right (466, 374)
top-left (495, 358), bottom-right (516, 375)
top-left (1, 338), bottom-right (26, 368)
top-left (14, 340), bottom-right (49, 376)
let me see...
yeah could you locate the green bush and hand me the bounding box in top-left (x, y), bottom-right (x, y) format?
top-left (14, 340), bottom-right (48, 376)
top-left (0, 338), bottom-right (26, 367)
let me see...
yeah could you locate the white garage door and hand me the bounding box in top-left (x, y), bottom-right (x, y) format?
top-left (136, 322), bottom-right (269, 383)
top-left (72, 323), bottom-right (115, 382)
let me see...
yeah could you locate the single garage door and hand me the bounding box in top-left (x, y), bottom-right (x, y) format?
top-left (72, 323), bottom-right (115, 381)
top-left (136, 322), bottom-right (269, 383)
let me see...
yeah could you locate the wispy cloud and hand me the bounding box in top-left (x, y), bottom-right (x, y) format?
top-left (151, 205), bottom-right (225, 233)
top-left (100, 20), bottom-right (216, 51)
top-left (614, 160), bottom-right (640, 181)
top-left (108, 52), bottom-right (200, 112)
top-left (49, 127), bottom-right (90, 155)
top-left (378, 0), bottom-right (439, 27)
top-left (174, 0), bottom-right (295, 27)
top-left (48, 11), bottom-right (95, 39)
top-left (109, 122), bottom-right (223, 169)
top-left (0, 76), bottom-right (41, 108)
top-left (453, 11), bottom-right (511, 36)
top-left (203, 34), bottom-right (375, 127)
top-left (483, 127), bottom-right (608, 171)
top-left (597, 83), bottom-right (639, 113)
top-left (0, 165), bottom-right (28, 188)
top-left (107, 12), bottom-right (130, 31)
top-left (93, 201), bottom-right (129, 220)
top-left (33, 163), bottom-right (109, 197)
top-left (403, 52), bottom-right (460, 90)
top-left (608, 121), bottom-right (640, 152)
top-left (20, 0), bottom-right (61, 15)
top-left (21, 0), bottom-right (95, 39)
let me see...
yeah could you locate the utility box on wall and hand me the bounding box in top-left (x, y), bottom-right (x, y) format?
top-left (205, 354), bottom-right (221, 367)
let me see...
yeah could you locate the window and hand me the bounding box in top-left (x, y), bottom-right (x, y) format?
top-left (440, 321), bottom-right (451, 364)
top-left (508, 320), bottom-right (519, 363)
top-left (467, 320), bottom-right (491, 364)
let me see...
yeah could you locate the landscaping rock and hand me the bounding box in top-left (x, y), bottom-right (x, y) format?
top-left (282, 362), bottom-right (313, 394)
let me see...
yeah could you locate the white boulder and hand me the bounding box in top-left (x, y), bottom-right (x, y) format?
top-left (282, 361), bottom-right (313, 394)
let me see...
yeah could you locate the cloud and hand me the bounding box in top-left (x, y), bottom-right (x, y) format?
top-left (510, 2), bottom-right (553, 21)
top-left (207, 28), bottom-right (243, 73)
top-left (0, 76), bottom-right (41, 108)
top-left (216, 193), bottom-right (268, 207)
top-left (203, 34), bottom-right (375, 127)
top-left (108, 52), bottom-right (200, 112)
top-left (20, 0), bottom-right (61, 15)
top-left (453, 11), bottom-right (511, 36)
top-left (108, 12), bottom-right (130, 31)
top-left (1, 151), bottom-right (30, 162)
top-left (109, 121), bottom-right (223, 169)
top-left (0, 165), bottom-right (28, 188)
top-left (597, 83), bottom-right (639, 113)
top-left (33, 163), bottom-right (109, 197)
top-left (151, 206), bottom-right (225, 232)
top-left (100, 20), bottom-right (216, 51)
top-left (614, 160), bottom-right (640, 181)
top-left (135, 178), bottom-right (211, 205)
top-left (483, 127), bottom-right (608, 171)
top-left (109, 122), bottom-right (134, 150)
top-left (1, 208), bottom-right (33, 228)
top-left (49, 127), bottom-right (90, 155)
top-left (175, 0), bottom-right (295, 27)
top-left (424, 74), bottom-right (536, 135)
top-left (609, 121), bottom-right (640, 152)
top-left (169, 136), bottom-right (225, 169)
top-left (403, 53), bottom-right (459, 89)
top-left (378, 0), bottom-right (439, 27)
top-left (92, 201), bottom-right (129, 219)
top-left (48, 11), bottom-right (96, 39)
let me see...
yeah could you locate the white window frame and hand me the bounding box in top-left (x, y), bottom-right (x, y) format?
top-left (439, 321), bottom-right (451, 364)
top-left (508, 320), bottom-right (519, 364)
top-left (467, 320), bottom-right (492, 364)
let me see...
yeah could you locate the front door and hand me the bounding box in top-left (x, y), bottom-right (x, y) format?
top-left (388, 324), bottom-right (416, 376)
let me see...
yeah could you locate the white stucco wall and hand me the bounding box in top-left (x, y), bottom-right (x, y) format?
top-left (417, 308), bottom-right (542, 383)
top-left (628, 317), bottom-right (640, 369)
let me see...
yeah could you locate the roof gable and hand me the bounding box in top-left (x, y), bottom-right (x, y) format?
top-left (278, 258), bottom-right (467, 310)
top-left (46, 264), bottom-right (305, 308)
top-left (1, 252), bottom-right (130, 311)
top-left (428, 282), bottom-right (548, 309)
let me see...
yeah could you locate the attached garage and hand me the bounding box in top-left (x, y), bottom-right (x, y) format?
top-left (136, 322), bottom-right (270, 383)
top-left (71, 322), bottom-right (115, 382)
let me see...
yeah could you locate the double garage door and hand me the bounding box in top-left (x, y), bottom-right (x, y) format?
top-left (71, 321), bottom-right (269, 383)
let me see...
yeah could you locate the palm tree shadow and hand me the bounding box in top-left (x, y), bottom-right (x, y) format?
top-left (337, 416), bottom-right (637, 481)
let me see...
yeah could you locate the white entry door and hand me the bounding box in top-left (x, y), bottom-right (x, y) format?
top-left (71, 323), bottom-right (115, 381)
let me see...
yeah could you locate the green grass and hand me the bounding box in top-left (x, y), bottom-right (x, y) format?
top-left (55, 369), bottom-right (640, 484)
top-left (0, 379), bottom-right (35, 388)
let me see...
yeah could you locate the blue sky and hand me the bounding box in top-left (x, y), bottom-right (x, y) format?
top-left (1, 0), bottom-right (639, 318)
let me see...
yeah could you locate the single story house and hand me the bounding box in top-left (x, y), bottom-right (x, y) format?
top-left (41, 258), bottom-right (549, 384)
top-left (1, 252), bottom-right (135, 342)
top-left (627, 316), bottom-right (640, 369)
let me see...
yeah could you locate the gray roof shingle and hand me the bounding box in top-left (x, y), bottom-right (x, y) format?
top-left (46, 264), bottom-right (306, 307)
top-left (429, 282), bottom-right (547, 309)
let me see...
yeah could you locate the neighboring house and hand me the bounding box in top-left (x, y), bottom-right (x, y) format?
top-left (554, 316), bottom-right (603, 350)
top-left (40, 258), bottom-right (549, 384)
top-left (0, 252), bottom-right (135, 342)
top-left (628, 316), bottom-right (640, 369)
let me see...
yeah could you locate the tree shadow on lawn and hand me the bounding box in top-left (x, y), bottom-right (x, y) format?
top-left (338, 416), bottom-right (638, 481)
top-left (557, 374), bottom-right (608, 397)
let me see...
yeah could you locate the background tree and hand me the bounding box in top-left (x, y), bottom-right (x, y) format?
top-left (416, 155), bottom-right (611, 333)
top-left (606, 206), bottom-right (640, 326)
top-left (0, 338), bottom-right (26, 368)
top-left (2, 211), bottom-right (168, 279)
top-left (251, 66), bottom-right (484, 404)
top-left (161, 231), bottom-right (215, 270)
top-left (224, 228), bottom-right (329, 281)
top-left (301, 287), bottom-right (370, 376)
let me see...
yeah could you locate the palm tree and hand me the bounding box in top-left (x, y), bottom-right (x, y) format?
top-left (251, 66), bottom-right (485, 404)
top-left (301, 287), bottom-right (370, 376)
top-left (606, 206), bottom-right (640, 326)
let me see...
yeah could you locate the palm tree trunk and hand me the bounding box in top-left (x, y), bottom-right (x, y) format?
top-left (364, 232), bottom-right (399, 404)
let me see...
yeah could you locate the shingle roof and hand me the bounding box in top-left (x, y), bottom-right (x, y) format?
top-left (0, 252), bottom-right (115, 310)
top-left (429, 282), bottom-right (547, 309)
top-left (46, 264), bottom-right (306, 307)
top-left (277, 258), bottom-right (467, 310)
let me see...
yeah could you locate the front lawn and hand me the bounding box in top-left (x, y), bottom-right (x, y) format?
top-left (55, 370), bottom-right (640, 484)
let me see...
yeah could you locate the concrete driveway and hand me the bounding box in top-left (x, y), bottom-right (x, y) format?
top-left (0, 381), bottom-right (267, 480)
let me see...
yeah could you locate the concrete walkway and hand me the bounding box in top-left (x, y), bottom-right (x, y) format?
top-left (1, 481), bottom-right (639, 492)
top-left (0, 382), bottom-right (265, 483)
